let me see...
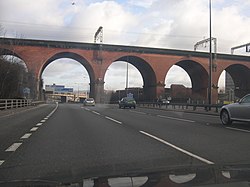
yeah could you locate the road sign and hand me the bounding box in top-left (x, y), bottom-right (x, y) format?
top-left (23, 87), bottom-right (30, 94)
top-left (127, 93), bottom-right (133, 98)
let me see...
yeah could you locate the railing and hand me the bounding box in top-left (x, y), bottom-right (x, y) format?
top-left (0, 99), bottom-right (32, 110)
top-left (137, 102), bottom-right (224, 113)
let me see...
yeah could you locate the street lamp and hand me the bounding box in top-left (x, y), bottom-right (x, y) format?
top-left (208, 0), bottom-right (213, 106)
top-left (126, 62), bottom-right (129, 95)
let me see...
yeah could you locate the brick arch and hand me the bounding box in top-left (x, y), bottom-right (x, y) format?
top-left (217, 64), bottom-right (250, 98)
top-left (0, 47), bottom-right (22, 59)
top-left (172, 59), bottom-right (209, 100)
top-left (0, 47), bottom-right (29, 71)
top-left (108, 55), bottom-right (157, 100)
top-left (40, 52), bottom-right (96, 97)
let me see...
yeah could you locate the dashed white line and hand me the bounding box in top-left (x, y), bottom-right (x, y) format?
top-left (105, 116), bottom-right (122, 124)
top-left (36, 123), bottom-right (43, 126)
top-left (0, 160), bottom-right (4, 166)
top-left (3, 103), bottom-right (58, 156)
top-left (92, 111), bottom-right (100, 115)
top-left (226, 127), bottom-right (250, 133)
top-left (129, 110), bottom-right (146, 115)
top-left (30, 127), bottom-right (38, 132)
top-left (5, 143), bottom-right (22, 152)
top-left (21, 133), bottom-right (32, 139)
top-left (140, 131), bottom-right (214, 165)
top-left (85, 108), bottom-right (90, 111)
top-left (157, 115), bottom-right (195, 123)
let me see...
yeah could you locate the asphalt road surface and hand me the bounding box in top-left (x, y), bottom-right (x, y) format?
top-left (0, 103), bottom-right (249, 183)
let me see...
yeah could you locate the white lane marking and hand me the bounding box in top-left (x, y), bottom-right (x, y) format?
top-left (140, 131), bottom-right (214, 165)
top-left (92, 111), bottom-right (100, 115)
top-left (44, 117), bottom-right (48, 120)
top-left (85, 108), bottom-right (90, 111)
top-left (226, 127), bottom-right (250, 133)
top-left (184, 113), bottom-right (219, 118)
top-left (0, 160), bottom-right (4, 166)
top-left (30, 127), bottom-right (38, 132)
top-left (157, 115), bottom-right (195, 123)
top-left (129, 110), bottom-right (146, 115)
top-left (21, 133), bottom-right (32, 139)
top-left (5, 143), bottom-right (22, 152)
top-left (105, 116), bottom-right (122, 124)
top-left (36, 123), bottom-right (43, 126)
top-left (47, 102), bottom-right (59, 116)
top-left (40, 120), bottom-right (46, 123)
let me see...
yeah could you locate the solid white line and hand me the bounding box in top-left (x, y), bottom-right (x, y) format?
top-left (105, 116), bottom-right (122, 124)
top-left (40, 120), bottom-right (46, 123)
top-left (36, 123), bottom-right (43, 126)
top-left (185, 113), bottom-right (219, 118)
top-left (5, 143), bottom-right (22, 152)
top-left (45, 102), bottom-right (58, 118)
top-left (30, 127), bottom-right (38, 132)
top-left (92, 111), bottom-right (100, 115)
top-left (21, 133), bottom-right (32, 139)
top-left (0, 160), bottom-right (4, 166)
top-left (129, 110), bottom-right (146, 115)
top-left (139, 131), bottom-right (214, 165)
top-left (157, 115), bottom-right (195, 123)
top-left (226, 127), bottom-right (250, 133)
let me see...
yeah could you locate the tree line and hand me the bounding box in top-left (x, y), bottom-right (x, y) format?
top-left (0, 55), bottom-right (37, 99)
top-left (0, 25), bottom-right (37, 99)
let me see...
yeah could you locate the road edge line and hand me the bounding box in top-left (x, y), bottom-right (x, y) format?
top-left (140, 130), bottom-right (214, 165)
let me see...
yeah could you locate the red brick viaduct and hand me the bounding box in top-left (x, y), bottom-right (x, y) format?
top-left (1, 37), bottom-right (250, 103)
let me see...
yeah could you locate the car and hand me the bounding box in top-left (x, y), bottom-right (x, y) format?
top-left (119, 97), bottom-right (136, 109)
top-left (159, 99), bottom-right (170, 105)
top-left (220, 94), bottom-right (250, 125)
top-left (83, 98), bottom-right (95, 106)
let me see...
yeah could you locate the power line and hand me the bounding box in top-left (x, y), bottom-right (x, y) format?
top-left (0, 20), bottom-right (205, 40)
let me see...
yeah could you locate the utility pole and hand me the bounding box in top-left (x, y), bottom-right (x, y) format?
top-left (194, 0), bottom-right (213, 105)
top-left (93, 26), bottom-right (103, 65)
top-left (126, 62), bottom-right (128, 95)
top-left (208, 0), bottom-right (212, 106)
top-left (94, 26), bottom-right (103, 43)
top-left (194, 37), bottom-right (217, 53)
top-left (231, 42), bottom-right (250, 54)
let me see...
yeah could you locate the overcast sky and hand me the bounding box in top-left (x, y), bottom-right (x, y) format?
top-left (1, 0), bottom-right (250, 91)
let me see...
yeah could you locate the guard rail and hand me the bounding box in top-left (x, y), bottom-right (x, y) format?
top-left (137, 102), bottom-right (224, 113)
top-left (0, 99), bottom-right (32, 110)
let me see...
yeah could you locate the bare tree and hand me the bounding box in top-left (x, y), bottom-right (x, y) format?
top-left (0, 25), bottom-right (36, 99)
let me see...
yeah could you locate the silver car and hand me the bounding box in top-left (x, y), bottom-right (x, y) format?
top-left (220, 94), bottom-right (250, 125)
top-left (83, 98), bottom-right (95, 106)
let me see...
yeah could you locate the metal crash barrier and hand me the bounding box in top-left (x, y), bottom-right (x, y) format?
top-left (137, 102), bottom-right (223, 113)
top-left (0, 99), bottom-right (32, 110)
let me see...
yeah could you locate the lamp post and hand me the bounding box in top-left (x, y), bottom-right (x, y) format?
top-left (126, 62), bottom-right (129, 95)
top-left (74, 83), bottom-right (80, 101)
top-left (208, 0), bottom-right (212, 106)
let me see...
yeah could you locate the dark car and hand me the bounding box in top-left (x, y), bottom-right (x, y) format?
top-left (119, 97), bottom-right (136, 109)
top-left (220, 94), bottom-right (250, 125)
